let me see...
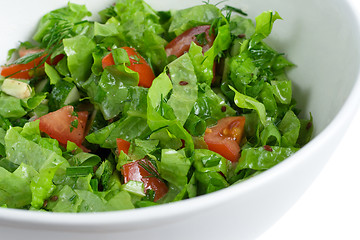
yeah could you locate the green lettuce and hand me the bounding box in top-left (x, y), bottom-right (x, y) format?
top-left (168, 4), bottom-right (224, 36)
top-left (0, 165), bottom-right (32, 208)
top-left (236, 146), bottom-right (298, 172)
top-left (63, 35), bottom-right (96, 85)
top-left (112, 0), bottom-right (168, 73)
top-left (167, 54), bottom-right (198, 125)
top-left (159, 149), bottom-right (191, 189)
top-left (33, 2), bottom-right (91, 43)
top-left (86, 86), bottom-right (151, 148)
top-left (147, 70), bottom-right (194, 156)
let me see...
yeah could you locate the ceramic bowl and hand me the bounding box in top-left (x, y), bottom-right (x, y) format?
top-left (0, 0), bottom-right (360, 239)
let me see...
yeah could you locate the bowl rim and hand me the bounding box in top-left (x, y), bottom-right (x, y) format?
top-left (1, 0), bottom-right (360, 229)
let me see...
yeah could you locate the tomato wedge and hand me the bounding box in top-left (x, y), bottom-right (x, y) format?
top-left (38, 105), bottom-right (89, 148)
top-left (1, 48), bottom-right (63, 79)
top-left (121, 159), bottom-right (168, 201)
top-left (116, 138), bottom-right (131, 155)
top-left (165, 25), bottom-right (215, 58)
top-left (102, 47), bottom-right (155, 88)
top-left (204, 116), bottom-right (246, 162)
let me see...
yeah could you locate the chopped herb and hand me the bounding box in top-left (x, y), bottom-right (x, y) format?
top-left (66, 166), bottom-right (94, 177)
top-left (222, 5), bottom-right (248, 16)
top-left (8, 51), bottom-right (45, 66)
top-left (71, 111), bottom-right (78, 117)
top-left (144, 189), bottom-right (155, 202)
top-left (90, 179), bottom-right (99, 191)
top-left (70, 119), bottom-right (78, 132)
top-left (138, 159), bottom-right (163, 181)
top-left (69, 195), bottom-right (76, 202)
top-left (195, 32), bottom-right (208, 46)
top-left (130, 54), bottom-right (141, 64)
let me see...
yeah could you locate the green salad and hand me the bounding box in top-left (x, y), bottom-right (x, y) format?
top-left (0, 0), bottom-right (313, 212)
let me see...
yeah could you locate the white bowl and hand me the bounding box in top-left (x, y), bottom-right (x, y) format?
top-left (1, 0), bottom-right (360, 239)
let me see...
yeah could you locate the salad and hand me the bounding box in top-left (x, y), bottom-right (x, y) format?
top-left (0, 0), bottom-right (313, 212)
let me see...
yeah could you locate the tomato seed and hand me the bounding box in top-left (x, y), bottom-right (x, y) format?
top-left (179, 81), bottom-right (188, 85)
top-left (50, 195), bottom-right (58, 202)
top-left (264, 145), bottom-right (273, 152)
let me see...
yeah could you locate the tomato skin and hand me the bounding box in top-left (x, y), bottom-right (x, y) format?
top-left (102, 47), bottom-right (155, 88)
top-left (38, 106), bottom-right (88, 148)
top-left (165, 25), bottom-right (215, 58)
top-left (121, 159), bottom-right (168, 201)
top-left (18, 47), bottom-right (43, 58)
top-left (101, 52), bottom-right (115, 69)
top-left (116, 138), bottom-right (131, 155)
top-left (204, 116), bottom-right (246, 162)
top-left (1, 48), bottom-right (63, 79)
top-left (1, 56), bottom-right (46, 79)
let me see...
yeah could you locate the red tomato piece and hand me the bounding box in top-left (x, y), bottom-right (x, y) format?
top-left (18, 47), bottom-right (43, 58)
top-left (38, 105), bottom-right (89, 148)
top-left (1, 56), bottom-right (46, 79)
top-left (165, 25), bottom-right (215, 58)
top-left (101, 52), bottom-right (115, 69)
top-left (116, 138), bottom-right (131, 155)
top-left (1, 48), bottom-right (63, 79)
top-left (121, 159), bottom-right (168, 201)
top-left (101, 47), bottom-right (155, 88)
top-left (204, 116), bottom-right (246, 162)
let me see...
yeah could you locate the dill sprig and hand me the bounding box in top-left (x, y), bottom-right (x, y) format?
top-left (4, 17), bottom-right (78, 79)
top-left (41, 18), bottom-right (74, 51)
top-left (222, 5), bottom-right (248, 18)
top-left (138, 159), bottom-right (163, 181)
top-left (202, 0), bottom-right (229, 6)
top-left (10, 51), bottom-right (45, 65)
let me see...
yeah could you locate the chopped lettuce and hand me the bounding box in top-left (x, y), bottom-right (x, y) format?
top-left (169, 4), bottom-right (224, 36)
top-left (0, 1), bottom-right (313, 212)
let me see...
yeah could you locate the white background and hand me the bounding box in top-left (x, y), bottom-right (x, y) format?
top-left (258, 103), bottom-right (360, 239)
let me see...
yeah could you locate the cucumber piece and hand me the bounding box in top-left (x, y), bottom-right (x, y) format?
top-left (1, 78), bottom-right (32, 99)
top-left (48, 79), bottom-right (80, 111)
top-left (34, 78), bottom-right (50, 93)
top-left (82, 108), bottom-right (108, 152)
top-left (87, 108), bottom-right (108, 134)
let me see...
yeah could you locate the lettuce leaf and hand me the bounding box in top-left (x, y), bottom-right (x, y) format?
top-left (147, 69), bottom-right (194, 156)
top-left (168, 4), bottom-right (224, 36)
top-left (63, 35), bottom-right (96, 85)
top-left (0, 94), bottom-right (27, 119)
top-left (86, 87), bottom-right (151, 148)
top-left (235, 146), bottom-right (298, 172)
top-left (33, 2), bottom-right (91, 43)
top-left (0, 166), bottom-right (32, 208)
top-left (113, 0), bottom-right (168, 73)
top-left (188, 23), bottom-right (231, 85)
top-left (231, 86), bottom-right (267, 125)
top-left (159, 149), bottom-right (191, 189)
top-left (167, 54), bottom-right (198, 125)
